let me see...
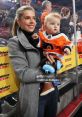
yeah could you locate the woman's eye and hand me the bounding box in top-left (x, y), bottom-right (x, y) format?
top-left (22, 16), bottom-right (36, 20)
top-left (24, 17), bottom-right (30, 20)
top-left (33, 17), bottom-right (36, 20)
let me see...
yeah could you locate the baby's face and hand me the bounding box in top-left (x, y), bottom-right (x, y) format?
top-left (45, 17), bottom-right (60, 35)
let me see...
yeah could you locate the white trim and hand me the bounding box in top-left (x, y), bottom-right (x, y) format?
top-left (40, 88), bottom-right (55, 96)
top-left (43, 32), bottom-right (69, 40)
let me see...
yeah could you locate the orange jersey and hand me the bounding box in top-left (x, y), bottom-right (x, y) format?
top-left (38, 31), bottom-right (73, 56)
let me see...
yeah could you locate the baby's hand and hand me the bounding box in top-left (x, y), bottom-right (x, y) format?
top-left (64, 48), bottom-right (71, 55)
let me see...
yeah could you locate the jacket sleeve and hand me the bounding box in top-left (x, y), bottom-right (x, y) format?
top-left (8, 38), bottom-right (42, 84)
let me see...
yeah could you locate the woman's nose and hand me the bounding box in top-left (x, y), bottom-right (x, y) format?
top-left (30, 18), bottom-right (35, 23)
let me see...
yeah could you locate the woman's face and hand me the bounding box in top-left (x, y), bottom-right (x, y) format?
top-left (46, 3), bottom-right (52, 12)
top-left (17, 10), bottom-right (36, 32)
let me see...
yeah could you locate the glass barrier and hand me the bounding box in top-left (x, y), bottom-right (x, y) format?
top-left (0, 0), bottom-right (82, 116)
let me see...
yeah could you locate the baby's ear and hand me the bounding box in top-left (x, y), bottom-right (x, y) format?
top-left (43, 24), bottom-right (46, 30)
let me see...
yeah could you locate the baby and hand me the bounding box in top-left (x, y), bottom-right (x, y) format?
top-left (37, 13), bottom-right (73, 117)
top-left (38, 12), bottom-right (73, 69)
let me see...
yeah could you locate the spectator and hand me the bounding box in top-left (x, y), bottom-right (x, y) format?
top-left (8, 5), bottom-right (52, 117)
top-left (0, 14), bottom-right (3, 26)
top-left (70, 13), bottom-right (82, 41)
top-left (60, 7), bottom-right (72, 38)
top-left (20, 0), bottom-right (32, 6)
top-left (40, 0), bottom-right (52, 31)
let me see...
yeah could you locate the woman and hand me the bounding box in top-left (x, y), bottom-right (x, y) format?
top-left (8, 6), bottom-right (43, 117)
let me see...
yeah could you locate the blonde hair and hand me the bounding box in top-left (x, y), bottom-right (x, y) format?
top-left (12, 5), bottom-right (35, 36)
top-left (44, 12), bottom-right (61, 24)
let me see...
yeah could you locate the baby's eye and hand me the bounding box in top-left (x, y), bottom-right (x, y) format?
top-left (57, 23), bottom-right (60, 26)
top-left (50, 23), bottom-right (55, 25)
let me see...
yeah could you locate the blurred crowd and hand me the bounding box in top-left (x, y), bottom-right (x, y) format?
top-left (0, 0), bottom-right (82, 40)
